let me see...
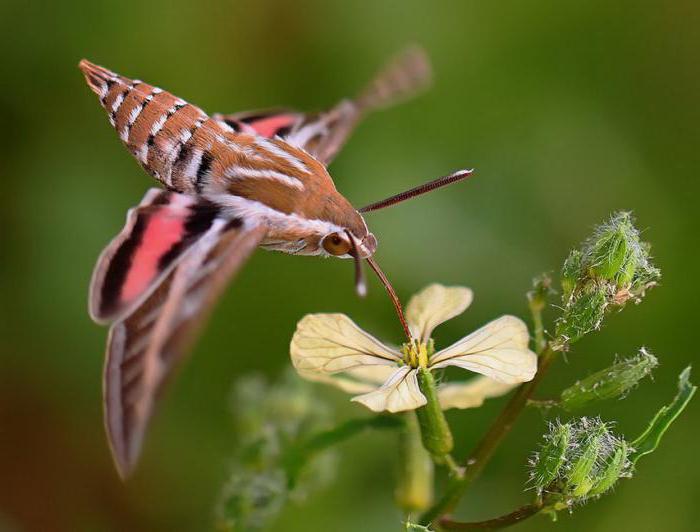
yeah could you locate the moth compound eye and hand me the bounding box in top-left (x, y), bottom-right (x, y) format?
top-left (322, 232), bottom-right (351, 256)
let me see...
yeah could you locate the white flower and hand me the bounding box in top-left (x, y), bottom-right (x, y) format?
top-left (290, 284), bottom-right (537, 413)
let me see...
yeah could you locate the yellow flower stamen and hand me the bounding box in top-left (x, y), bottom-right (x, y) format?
top-left (402, 340), bottom-right (430, 369)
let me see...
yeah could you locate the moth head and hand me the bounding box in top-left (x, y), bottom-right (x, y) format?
top-left (320, 230), bottom-right (377, 259)
top-left (318, 227), bottom-right (376, 298)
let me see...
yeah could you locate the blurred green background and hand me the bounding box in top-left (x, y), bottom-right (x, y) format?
top-left (1, 1), bottom-right (698, 530)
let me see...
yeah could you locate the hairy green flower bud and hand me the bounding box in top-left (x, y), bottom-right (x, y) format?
top-left (530, 421), bottom-right (571, 492)
top-left (554, 212), bottom-right (660, 349)
top-left (567, 421), bottom-right (607, 497)
top-left (561, 249), bottom-right (583, 298)
top-left (588, 440), bottom-right (629, 497)
top-left (586, 212), bottom-right (636, 283)
top-left (561, 349), bottom-right (658, 411)
top-left (529, 418), bottom-right (631, 506)
top-left (554, 285), bottom-right (607, 349)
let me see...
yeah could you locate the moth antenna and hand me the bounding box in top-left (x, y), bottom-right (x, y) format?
top-left (366, 256), bottom-right (412, 341)
top-left (345, 230), bottom-right (367, 298)
top-left (358, 169), bottom-right (474, 213)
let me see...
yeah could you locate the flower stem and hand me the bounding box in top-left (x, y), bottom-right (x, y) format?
top-left (529, 290), bottom-right (547, 354)
top-left (443, 454), bottom-right (464, 478)
top-left (438, 501), bottom-right (544, 530)
top-left (419, 347), bottom-right (556, 525)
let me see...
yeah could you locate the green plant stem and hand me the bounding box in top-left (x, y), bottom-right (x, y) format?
top-left (438, 502), bottom-right (544, 530)
top-left (283, 415), bottom-right (402, 486)
top-left (419, 347), bottom-right (556, 525)
top-left (529, 296), bottom-right (547, 354)
top-left (443, 454), bottom-right (464, 478)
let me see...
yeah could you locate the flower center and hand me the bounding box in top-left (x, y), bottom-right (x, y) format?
top-left (401, 340), bottom-right (432, 368)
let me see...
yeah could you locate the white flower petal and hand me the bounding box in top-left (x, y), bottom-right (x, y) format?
top-left (430, 315), bottom-right (537, 384)
top-left (405, 284), bottom-right (473, 341)
top-left (290, 314), bottom-right (401, 375)
top-left (438, 375), bottom-right (518, 410)
top-left (297, 365), bottom-right (396, 395)
top-left (351, 367), bottom-right (427, 413)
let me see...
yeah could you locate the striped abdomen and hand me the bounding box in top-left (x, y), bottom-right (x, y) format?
top-left (79, 60), bottom-right (365, 236)
top-left (79, 60), bottom-right (238, 194)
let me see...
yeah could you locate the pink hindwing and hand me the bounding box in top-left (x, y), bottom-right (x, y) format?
top-left (89, 188), bottom-right (221, 324)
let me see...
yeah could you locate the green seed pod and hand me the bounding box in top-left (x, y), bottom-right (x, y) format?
top-left (566, 421), bottom-right (608, 498)
top-left (531, 422), bottom-right (572, 491)
top-left (588, 440), bottom-right (629, 497)
top-left (555, 284), bottom-right (607, 347)
top-left (415, 369), bottom-right (454, 458)
top-left (560, 349), bottom-right (658, 411)
top-left (395, 412), bottom-right (434, 512)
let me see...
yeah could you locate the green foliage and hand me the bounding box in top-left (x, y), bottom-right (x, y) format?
top-left (630, 367), bottom-right (697, 465)
top-left (217, 470), bottom-right (288, 532)
top-left (283, 415), bottom-right (403, 487)
top-left (215, 371), bottom-right (336, 531)
top-left (216, 370), bottom-right (408, 530)
top-left (560, 349), bottom-right (658, 411)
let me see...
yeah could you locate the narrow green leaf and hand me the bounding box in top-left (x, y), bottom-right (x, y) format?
top-left (283, 415), bottom-right (403, 485)
top-left (630, 367), bottom-right (696, 465)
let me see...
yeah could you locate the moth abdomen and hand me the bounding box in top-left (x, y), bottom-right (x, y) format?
top-left (79, 59), bottom-right (220, 193)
